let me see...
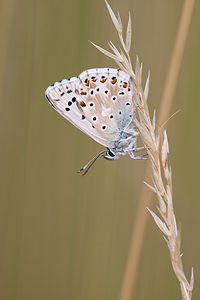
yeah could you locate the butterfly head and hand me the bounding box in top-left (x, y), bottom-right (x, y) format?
top-left (103, 148), bottom-right (119, 160)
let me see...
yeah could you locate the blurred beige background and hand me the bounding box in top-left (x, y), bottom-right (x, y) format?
top-left (0, 0), bottom-right (200, 299)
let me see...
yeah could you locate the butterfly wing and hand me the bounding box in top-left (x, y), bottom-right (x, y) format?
top-left (45, 68), bottom-right (136, 148)
top-left (45, 76), bottom-right (111, 147)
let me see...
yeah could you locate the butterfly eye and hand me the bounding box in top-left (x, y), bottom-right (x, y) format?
top-left (107, 149), bottom-right (115, 157)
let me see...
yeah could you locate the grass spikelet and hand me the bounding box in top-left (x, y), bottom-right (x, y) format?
top-left (126, 12), bottom-right (132, 53)
top-left (91, 1), bottom-right (194, 299)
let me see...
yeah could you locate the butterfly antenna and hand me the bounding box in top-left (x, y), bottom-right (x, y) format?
top-left (78, 149), bottom-right (107, 176)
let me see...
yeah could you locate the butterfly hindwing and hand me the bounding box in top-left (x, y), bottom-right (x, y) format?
top-left (78, 68), bottom-right (135, 139)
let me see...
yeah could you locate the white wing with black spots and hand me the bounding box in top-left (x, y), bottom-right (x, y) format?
top-left (45, 68), bottom-right (136, 149)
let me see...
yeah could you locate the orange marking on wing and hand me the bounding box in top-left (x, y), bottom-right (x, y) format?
top-left (100, 78), bottom-right (107, 83)
top-left (111, 78), bottom-right (117, 84)
top-left (80, 101), bottom-right (86, 107)
top-left (123, 83), bottom-right (127, 88)
top-left (80, 91), bottom-right (87, 95)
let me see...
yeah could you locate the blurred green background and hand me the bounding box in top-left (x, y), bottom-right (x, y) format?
top-left (1, 0), bottom-right (200, 299)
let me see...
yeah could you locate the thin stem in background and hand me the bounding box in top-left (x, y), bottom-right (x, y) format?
top-left (0, 0), bottom-right (15, 99)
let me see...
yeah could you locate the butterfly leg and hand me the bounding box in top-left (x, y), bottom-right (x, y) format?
top-left (129, 151), bottom-right (149, 160)
top-left (128, 144), bottom-right (150, 159)
top-left (132, 146), bottom-right (149, 152)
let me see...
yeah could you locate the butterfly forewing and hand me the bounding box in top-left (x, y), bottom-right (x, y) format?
top-left (45, 76), bottom-right (110, 147)
top-left (45, 68), bottom-right (135, 148)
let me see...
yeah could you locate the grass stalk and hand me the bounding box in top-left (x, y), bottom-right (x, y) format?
top-left (93, 1), bottom-right (195, 299)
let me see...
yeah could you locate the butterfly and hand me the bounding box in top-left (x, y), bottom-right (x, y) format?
top-left (45, 68), bottom-right (147, 175)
